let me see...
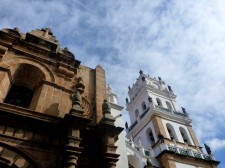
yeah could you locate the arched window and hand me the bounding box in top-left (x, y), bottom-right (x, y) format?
top-left (146, 128), bottom-right (155, 147)
top-left (141, 101), bottom-right (147, 112)
top-left (156, 98), bottom-right (162, 106)
top-left (179, 127), bottom-right (191, 145)
top-left (166, 101), bottom-right (172, 110)
top-left (166, 123), bottom-right (178, 141)
top-left (4, 85), bottom-right (33, 108)
top-left (4, 64), bottom-right (45, 109)
top-left (135, 109), bottom-right (139, 118)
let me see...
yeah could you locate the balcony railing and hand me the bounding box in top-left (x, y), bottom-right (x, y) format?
top-left (167, 145), bottom-right (215, 161)
top-left (154, 105), bottom-right (189, 118)
top-left (125, 140), bottom-right (151, 157)
top-left (193, 152), bottom-right (201, 158)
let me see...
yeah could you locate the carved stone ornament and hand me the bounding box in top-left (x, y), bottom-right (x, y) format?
top-left (102, 99), bottom-right (111, 115)
top-left (70, 77), bottom-right (85, 113)
top-left (76, 77), bottom-right (85, 94)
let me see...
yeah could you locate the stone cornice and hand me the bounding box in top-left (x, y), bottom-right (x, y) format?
top-left (0, 102), bottom-right (62, 125)
top-left (109, 102), bottom-right (124, 111)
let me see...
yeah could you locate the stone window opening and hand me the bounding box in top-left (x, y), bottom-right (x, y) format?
top-left (135, 109), bottom-right (139, 118)
top-left (166, 123), bottom-right (178, 141)
top-left (156, 98), bottom-right (162, 106)
top-left (141, 101), bottom-right (147, 112)
top-left (3, 63), bottom-right (45, 109)
top-left (4, 85), bottom-right (34, 108)
top-left (179, 127), bottom-right (191, 145)
top-left (166, 101), bottom-right (172, 110)
top-left (147, 128), bottom-right (155, 147)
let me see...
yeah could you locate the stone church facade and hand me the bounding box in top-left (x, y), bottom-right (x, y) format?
top-left (0, 27), bottom-right (123, 168)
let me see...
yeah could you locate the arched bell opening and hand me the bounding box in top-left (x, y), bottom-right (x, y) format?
top-left (146, 128), bottom-right (155, 147)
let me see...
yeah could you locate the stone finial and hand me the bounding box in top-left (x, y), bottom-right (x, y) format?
top-left (125, 122), bottom-right (128, 129)
top-left (126, 98), bottom-right (129, 104)
top-left (158, 76), bottom-right (162, 81)
top-left (128, 86), bottom-right (131, 91)
top-left (204, 143), bottom-right (212, 155)
top-left (129, 135), bottom-right (134, 143)
top-left (168, 85), bottom-right (173, 92)
top-left (76, 77), bottom-right (85, 94)
top-left (148, 96), bottom-right (152, 103)
top-left (107, 84), bottom-right (112, 93)
top-left (138, 139), bottom-right (142, 147)
top-left (14, 27), bottom-right (20, 32)
top-left (158, 132), bottom-right (164, 143)
top-left (72, 91), bottom-right (82, 107)
top-left (42, 28), bottom-right (53, 38)
top-left (102, 99), bottom-right (111, 115)
top-left (139, 70), bottom-right (143, 75)
top-left (70, 77), bottom-right (85, 114)
top-left (181, 107), bottom-right (187, 114)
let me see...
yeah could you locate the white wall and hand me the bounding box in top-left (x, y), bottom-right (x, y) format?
top-left (110, 107), bottom-right (129, 168)
top-left (133, 121), bottom-right (157, 150)
top-left (175, 162), bottom-right (195, 168)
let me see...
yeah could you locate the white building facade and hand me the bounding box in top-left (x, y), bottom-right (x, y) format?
top-left (125, 70), bottom-right (219, 168)
top-left (106, 85), bottom-right (129, 168)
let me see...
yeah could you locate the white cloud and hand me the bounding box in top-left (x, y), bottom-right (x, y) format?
top-left (206, 138), bottom-right (225, 152)
top-left (1, 0), bottom-right (225, 161)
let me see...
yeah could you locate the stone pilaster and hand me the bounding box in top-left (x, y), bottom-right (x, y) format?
top-left (63, 108), bottom-right (91, 168)
top-left (64, 129), bottom-right (82, 168)
top-left (97, 116), bottom-right (123, 168)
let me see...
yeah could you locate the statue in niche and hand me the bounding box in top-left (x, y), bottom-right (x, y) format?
top-left (204, 143), bottom-right (212, 155)
top-left (102, 99), bottom-right (111, 115)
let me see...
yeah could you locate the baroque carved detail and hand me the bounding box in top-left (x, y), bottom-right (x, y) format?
top-left (81, 97), bottom-right (93, 118)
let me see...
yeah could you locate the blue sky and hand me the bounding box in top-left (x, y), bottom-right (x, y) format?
top-left (1, 0), bottom-right (225, 166)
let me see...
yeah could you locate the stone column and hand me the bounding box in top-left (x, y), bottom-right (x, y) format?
top-left (64, 129), bottom-right (82, 168)
top-left (104, 136), bottom-right (118, 168)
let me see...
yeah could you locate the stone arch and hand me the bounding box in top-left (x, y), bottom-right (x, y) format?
top-left (146, 127), bottom-right (155, 147)
top-left (166, 123), bottom-right (178, 141)
top-left (156, 98), bottom-right (162, 106)
top-left (0, 56), bottom-right (55, 83)
top-left (0, 57), bottom-right (57, 110)
top-left (141, 101), bottom-right (147, 112)
top-left (179, 127), bottom-right (192, 145)
top-left (0, 142), bottom-right (41, 168)
top-left (166, 101), bottom-right (172, 110)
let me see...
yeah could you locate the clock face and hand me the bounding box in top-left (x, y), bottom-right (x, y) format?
top-left (152, 83), bottom-right (160, 89)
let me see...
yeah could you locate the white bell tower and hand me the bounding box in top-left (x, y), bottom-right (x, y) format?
top-left (106, 84), bottom-right (129, 168)
top-left (125, 70), bottom-right (219, 168)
